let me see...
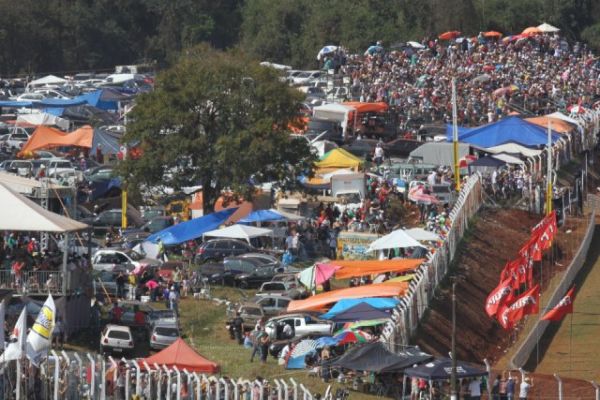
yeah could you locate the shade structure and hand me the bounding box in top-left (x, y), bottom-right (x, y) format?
top-left (16, 112), bottom-right (69, 130)
top-left (469, 155), bottom-right (506, 169)
top-left (203, 224), bottom-right (273, 243)
top-left (298, 263), bottom-right (341, 290)
top-left (333, 329), bottom-right (371, 345)
top-left (141, 338), bottom-right (219, 373)
top-left (332, 258), bottom-right (424, 279)
top-left (0, 172), bottom-right (64, 196)
top-left (315, 148), bottom-right (362, 170)
top-left (287, 282), bottom-right (408, 312)
top-left (405, 227), bottom-right (441, 242)
top-left (330, 342), bottom-right (432, 373)
top-left (483, 143), bottom-right (542, 158)
top-left (28, 75), bottom-right (67, 87)
top-left (367, 229), bottom-right (426, 253)
top-left (483, 31), bottom-right (502, 38)
top-left (146, 208), bottom-right (237, 245)
top-left (438, 31), bottom-right (461, 40)
top-left (321, 297), bottom-right (400, 320)
top-left (522, 26), bottom-right (542, 35)
top-left (329, 302), bottom-right (391, 323)
top-left (492, 153), bottom-right (525, 165)
top-left (0, 182), bottom-right (88, 232)
top-left (341, 101), bottom-right (388, 114)
top-left (20, 125), bottom-right (94, 154)
top-left (317, 45), bottom-right (338, 60)
top-left (537, 22), bottom-right (560, 33)
top-left (525, 116), bottom-right (574, 133)
top-left (403, 358), bottom-right (487, 380)
top-left (237, 209), bottom-right (286, 224)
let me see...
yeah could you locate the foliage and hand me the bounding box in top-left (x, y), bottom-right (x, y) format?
top-left (118, 45), bottom-right (316, 213)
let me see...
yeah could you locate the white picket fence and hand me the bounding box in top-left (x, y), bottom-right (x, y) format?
top-left (381, 173), bottom-right (484, 350)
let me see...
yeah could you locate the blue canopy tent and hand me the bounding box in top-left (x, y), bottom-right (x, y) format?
top-left (76, 89), bottom-right (132, 111)
top-left (445, 116), bottom-right (561, 148)
top-left (321, 298), bottom-right (400, 320)
top-left (34, 98), bottom-right (87, 108)
top-left (330, 302), bottom-right (391, 323)
top-left (0, 101), bottom-right (34, 108)
top-left (146, 208), bottom-right (237, 246)
top-left (238, 209), bottom-right (286, 224)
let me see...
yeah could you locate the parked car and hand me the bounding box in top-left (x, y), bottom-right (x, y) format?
top-left (265, 314), bottom-right (335, 340)
top-left (124, 216), bottom-right (174, 235)
top-left (57, 237), bottom-right (101, 256)
top-left (220, 256), bottom-right (281, 288)
top-left (247, 295), bottom-right (292, 316)
top-left (147, 309), bottom-right (179, 326)
top-left (256, 281), bottom-right (307, 300)
top-left (84, 166), bottom-right (114, 182)
top-left (92, 249), bottom-right (159, 272)
top-left (291, 71), bottom-right (322, 86)
top-left (225, 304), bottom-right (265, 331)
top-left (100, 324), bottom-right (134, 355)
top-left (140, 206), bottom-right (166, 222)
top-left (88, 209), bottom-right (143, 231)
top-left (342, 139), bottom-right (379, 159)
top-left (149, 321), bottom-right (180, 350)
top-left (194, 239), bottom-right (254, 263)
top-left (1, 160), bottom-right (34, 176)
top-left (0, 132), bottom-right (29, 149)
top-left (92, 271), bottom-right (131, 300)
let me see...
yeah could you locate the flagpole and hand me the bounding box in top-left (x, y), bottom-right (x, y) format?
top-left (452, 78), bottom-right (461, 192)
top-left (546, 121), bottom-right (553, 215)
top-left (570, 311), bottom-right (573, 373)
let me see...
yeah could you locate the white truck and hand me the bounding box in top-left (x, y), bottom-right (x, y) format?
top-left (331, 172), bottom-right (366, 213)
top-left (264, 314), bottom-right (335, 340)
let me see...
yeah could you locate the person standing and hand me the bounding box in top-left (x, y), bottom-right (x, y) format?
top-left (506, 375), bottom-right (516, 400)
top-left (115, 271), bottom-right (126, 299)
top-left (232, 312), bottom-right (245, 345)
top-left (249, 326), bottom-right (264, 363)
top-left (468, 378), bottom-right (481, 400)
top-left (519, 377), bottom-right (532, 400)
top-left (259, 334), bottom-right (270, 363)
top-left (169, 287), bottom-right (179, 316)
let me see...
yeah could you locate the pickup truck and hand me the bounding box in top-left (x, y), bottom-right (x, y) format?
top-left (257, 281), bottom-right (307, 300)
top-left (264, 314), bottom-right (335, 340)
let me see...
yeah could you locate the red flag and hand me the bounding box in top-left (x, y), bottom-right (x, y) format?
top-left (520, 235), bottom-right (543, 262)
top-left (497, 284), bottom-right (540, 330)
top-left (542, 286), bottom-right (575, 321)
top-left (532, 211), bottom-right (557, 252)
top-left (485, 275), bottom-right (516, 317)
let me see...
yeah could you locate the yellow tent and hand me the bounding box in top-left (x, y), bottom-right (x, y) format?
top-left (315, 148), bottom-right (362, 170)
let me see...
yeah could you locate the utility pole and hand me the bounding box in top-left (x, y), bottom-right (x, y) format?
top-left (451, 281), bottom-right (457, 400)
top-left (452, 78), bottom-right (461, 191)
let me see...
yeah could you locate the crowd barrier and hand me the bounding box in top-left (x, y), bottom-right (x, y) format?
top-left (10, 351), bottom-right (315, 400)
top-left (381, 173), bottom-right (485, 350)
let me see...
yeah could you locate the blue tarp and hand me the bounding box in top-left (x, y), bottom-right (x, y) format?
top-left (35, 98), bottom-right (87, 108)
top-left (286, 351), bottom-right (316, 369)
top-left (315, 336), bottom-right (340, 348)
top-left (146, 208), bottom-right (238, 246)
top-left (89, 178), bottom-right (122, 201)
top-left (445, 117), bottom-right (561, 148)
top-left (321, 298), bottom-right (400, 320)
top-left (0, 100), bottom-right (33, 108)
top-left (330, 302), bottom-right (391, 323)
top-left (77, 90), bottom-right (120, 111)
top-left (445, 124), bottom-right (475, 138)
top-left (238, 209), bottom-right (285, 224)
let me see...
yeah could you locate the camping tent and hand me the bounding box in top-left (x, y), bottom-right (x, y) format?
top-left (203, 224), bottom-right (273, 243)
top-left (446, 117), bottom-right (561, 148)
top-left (141, 338), bottom-right (219, 373)
top-left (146, 208), bottom-right (237, 246)
top-left (409, 142), bottom-right (470, 166)
top-left (287, 282), bottom-right (408, 312)
top-left (315, 148), bottom-right (362, 170)
top-left (403, 358), bottom-right (487, 380)
top-left (367, 229), bottom-right (426, 252)
top-left (331, 342), bottom-right (432, 373)
top-left (20, 125), bottom-right (93, 154)
top-left (321, 297), bottom-right (400, 320)
top-left (0, 182), bottom-right (87, 232)
top-left (238, 209), bottom-right (286, 224)
top-left (329, 302), bottom-right (391, 323)
top-left (16, 112), bottom-right (70, 130)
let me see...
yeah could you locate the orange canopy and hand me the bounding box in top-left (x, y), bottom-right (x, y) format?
top-left (483, 31), bottom-right (502, 38)
top-left (20, 125), bottom-right (93, 154)
top-left (525, 116), bottom-right (574, 133)
top-left (522, 27), bottom-right (542, 36)
top-left (287, 282), bottom-right (408, 312)
top-left (438, 31), bottom-right (461, 40)
top-left (141, 338), bottom-right (219, 373)
top-left (342, 102), bottom-right (389, 114)
top-left (331, 259), bottom-right (424, 280)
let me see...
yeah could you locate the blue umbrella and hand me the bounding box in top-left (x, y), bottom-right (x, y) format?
top-left (365, 45), bottom-right (383, 55)
top-left (317, 45), bottom-right (338, 60)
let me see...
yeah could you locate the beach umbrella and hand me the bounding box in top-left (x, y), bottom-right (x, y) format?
top-left (333, 329), bottom-right (371, 345)
top-left (438, 31), bottom-right (461, 40)
top-left (522, 26), bottom-right (542, 36)
top-left (298, 263), bottom-right (341, 290)
top-left (317, 45), bottom-right (338, 60)
top-left (408, 185), bottom-right (439, 205)
top-left (483, 31), bottom-right (503, 38)
top-left (291, 339), bottom-right (319, 358)
top-left (537, 23), bottom-right (560, 33)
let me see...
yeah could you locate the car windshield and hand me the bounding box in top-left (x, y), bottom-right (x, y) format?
top-left (107, 330), bottom-right (130, 340)
top-left (155, 327), bottom-right (179, 337)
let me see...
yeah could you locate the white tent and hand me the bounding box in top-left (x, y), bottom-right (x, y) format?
top-left (537, 23), bottom-right (560, 33)
top-left (484, 143), bottom-right (542, 158)
top-left (312, 103), bottom-right (355, 137)
top-left (17, 112), bottom-right (70, 130)
top-left (405, 227), bottom-right (441, 242)
top-left (492, 153), bottom-right (525, 165)
top-left (203, 224), bottom-right (273, 243)
top-left (367, 229), bottom-right (426, 252)
top-left (407, 41), bottom-right (426, 49)
top-left (27, 75), bottom-right (67, 88)
top-left (0, 182), bottom-right (87, 232)
top-left (0, 173), bottom-right (64, 196)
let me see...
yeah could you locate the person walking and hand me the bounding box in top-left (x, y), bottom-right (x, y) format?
top-left (249, 326), bottom-right (264, 363)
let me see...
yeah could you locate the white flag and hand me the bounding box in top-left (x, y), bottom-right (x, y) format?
top-left (26, 294), bottom-right (56, 353)
top-left (0, 307), bottom-right (27, 362)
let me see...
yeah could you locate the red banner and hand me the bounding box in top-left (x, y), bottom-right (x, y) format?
top-left (497, 284), bottom-right (540, 330)
top-left (542, 286), bottom-right (575, 322)
top-left (485, 275), bottom-right (516, 318)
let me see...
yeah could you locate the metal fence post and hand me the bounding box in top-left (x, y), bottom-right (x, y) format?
top-left (100, 359), bottom-right (107, 400)
top-left (155, 364), bottom-right (163, 400)
top-left (87, 353), bottom-right (96, 400)
top-left (289, 378), bottom-right (298, 400)
top-left (50, 350), bottom-right (61, 400)
top-left (231, 378), bottom-right (239, 400)
top-left (483, 359), bottom-right (492, 400)
top-left (281, 378), bottom-right (289, 400)
top-left (220, 378), bottom-right (229, 400)
top-left (274, 379), bottom-right (282, 400)
top-left (554, 374), bottom-right (563, 400)
top-left (299, 384), bottom-right (312, 400)
top-left (174, 366), bottom-right (182, 400)
top-left (195, 373), bottom-right (202, 400)
top-left (591, 381), bottom-right (599, 400)
top-left (143, 362), bottom-right (153, 400)
top-left (135, 360), bottom-right (142, 396)
top-left (164, 366), bottom-right (172, 400)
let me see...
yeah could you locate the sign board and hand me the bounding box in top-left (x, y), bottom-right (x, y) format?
top-left (337, 231), bottom-right (379, 260)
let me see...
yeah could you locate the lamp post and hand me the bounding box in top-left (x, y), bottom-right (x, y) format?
top-left (451, 281), bottom-right (457, 400)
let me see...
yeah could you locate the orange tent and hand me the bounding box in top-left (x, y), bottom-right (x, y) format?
top-left (342, 102), bottom-right (389, 114)
top-left (438, 31), bottom-right (461, 40)
top-left (287, 282), bottom-right (408, 312)
top-left (331, 259), bottom-right (424, 280)
top-left (522, 27), bottom-right (542, 36)
top-left (525, 116), bottom-right (574, 134)
top-left (141, 338), bottom-right (219, 373)
top-left (20, 125), bottom-right (93, 155)
top-left (483, 31), bottom-right (503, 38)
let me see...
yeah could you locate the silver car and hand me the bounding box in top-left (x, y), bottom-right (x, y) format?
top-left (149, 322), bottom-right (180, 350)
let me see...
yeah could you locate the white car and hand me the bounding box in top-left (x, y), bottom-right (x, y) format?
top-left (100, 325), bottom-right (134, 355)
top-left (291, 71), bottom-right (322, 86)
top-left (32, 89), bottom-right (72, 99)
top-left (265, 314), bottom-right (334, 340)
top-left (12, 92), bottom-right (44, 102)
top-left (92, 249), bottom-right (160, 272)
top-left (0, 132), bottom-right (29, 149)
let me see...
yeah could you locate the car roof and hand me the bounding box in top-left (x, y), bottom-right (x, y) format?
top-left (152, 321), bottom-right (179, 329)
top-left (105, 324), bottom-right (132, 332)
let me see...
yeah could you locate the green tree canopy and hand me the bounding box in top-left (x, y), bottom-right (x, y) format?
top-left (118, 45), bottom-right (316, 213)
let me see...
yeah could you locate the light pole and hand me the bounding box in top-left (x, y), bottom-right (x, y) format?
top-left (451, 281), bottom-right (457, 400)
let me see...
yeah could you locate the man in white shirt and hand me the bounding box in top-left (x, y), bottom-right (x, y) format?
top-left (468, 378), bottom-right (481, 400)
top-left (519, 377), bottom-right (532, 400)
top-left (427, 171), bottom-right (437, 186)
top-left (374, 144), bottom-right (385, 166)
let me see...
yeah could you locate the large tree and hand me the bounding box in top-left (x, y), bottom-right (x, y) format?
top-left (118, 45), bottom-right (316, 214)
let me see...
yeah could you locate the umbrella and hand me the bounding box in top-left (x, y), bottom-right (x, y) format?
top-left (367, 229), bottom-right (426, 253)
top-left (333, 329), bottom-right (371, 345)
top-left (145, 280), bottom-right (159, 290)
top-left (405, 227), bottom-right (441, 242)
top-left (408, 185), bottom-right (439, 205)
top-left (472, 74), bottom-right (491, 84)
top-left (365, 45), bottom-right (383, 55)
top-left (438, 31), bottom-right (461, 40)
top-left (483, 31), bottom-right (502, 38)
top-left (407, 41), bottom-right (426, 49)
top-left (291, 339), bottom-right (319, 358)
top-left (298, 263), bottom-right (341, 290)
top-left (537, 22), bottom-right (560, 33)
top-left (317, 45), bottom-right (338, 60)
top-left (522, 26), bottom-right (542, 36)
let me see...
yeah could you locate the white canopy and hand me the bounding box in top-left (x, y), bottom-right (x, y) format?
top-left (407, 41), bottom-right (426, 49)
top-left (203, 224), bottom-right (273, 243)
top-left (312, 103), bottom-right (355, 136)
top-left (0, 182), bottom-right (87, 232)
top-left (367, 229), bottom-right (426, 252)
top-left (28, 75), bottom-right (67, 87)
top-left (484, 143), bottom-right (542, 158)
top-left (17, 112), bottom-right (70, 130)
top-left (405, 227), bottom-right (441, 242)
top-left (0, 173), bottom-right (64, 196)
top-left (537, 23), bottom-right (560, 33)
top-left (321, 168), bottom-right (355, 181)
top-left (492, 153), bottom-right (525, 165)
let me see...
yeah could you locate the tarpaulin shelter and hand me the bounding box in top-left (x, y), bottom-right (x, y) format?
top-left (287, 282), bottom-right (408, 312)
top-left (331, 258), bottom-right (424, 279)
top-left (20, 125), bottom-right (93, 154)
top-left (0, 101), bottom-right (34, 108)
top-left (35, 98), bottom-right (87, 108)
top-left (146, 208), bottom-right (237, 246)
top-left (321, 297), bottom-right (400, 320)
top-left (483, 143), bottom-right (542, 158)
top-left (203, 224), bottom-right (273, 243)
top-left (330, 342), bottom-right (432, 373)
top-left (468, 155), bottom-right (506, 168)
top-left (492, 153), bottom-right (525, 165)
top-left (76, 88), bottom-right (131, 111)
top-left (16, 112), bottom-right (69, 130)
top-left (238, 209), bottom-right (286, 224)
top-left (525, 116), bottom-right (574, 133)
top-left (91, 128), bottom-right (122, 155)
top-left (403, 358), bottom-right (486, 380)
top-left (329, 302), bottom-right (391, 323)
top-left (141, 338), bottom-right (219, 373)
top-left (446, 117), bottom-right (561, 147)
top-left (366, 230), bottom-right (426, 253)
top-left (27, 75), bottom-right (67, 88)
top-left (315, 148), bottom-right (362, 170)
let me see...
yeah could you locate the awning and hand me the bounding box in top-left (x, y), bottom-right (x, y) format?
top-left (237, 209), bottom-right (286, 224)
top-left (403, 358), bottom-right (487, 380)
top-left (483, 143), bottom-right (542, 158)
top-left (20, 125), bottom-right (94, 154)
top-left (0, 172), bottom-right (65, 196)
top-left (315, 148), bottom-right (362, 170)
top-left (203, 224), bottom-right (273, 242)
top-left (321, 297), bottom-right (400, 319)
top-left (330, 342), bottom-right (432, 373)
top-left (367, 230), bottom-right (426, 252)
top-left (329, 302), bottom-right (391, 323)
top-left (332, 258), bottom-right (423, 279)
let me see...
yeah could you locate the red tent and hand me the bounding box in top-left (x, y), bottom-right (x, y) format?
top-left (141, 338), bottom-right (219, 373)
